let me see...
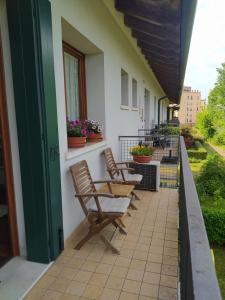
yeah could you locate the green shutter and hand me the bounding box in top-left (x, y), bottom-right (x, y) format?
top-left (7, 0), bottom-right (63, 263)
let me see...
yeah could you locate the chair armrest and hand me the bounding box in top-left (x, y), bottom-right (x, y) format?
top-left (109, 167), bottom-right (135, 172)
top-left (92, 179), bottom-right (123, 184)
top-left (75, 193), bottom-right (115, 198)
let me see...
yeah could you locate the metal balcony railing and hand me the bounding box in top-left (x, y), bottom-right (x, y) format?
top-left (179, 136), bottom-right (221, 300)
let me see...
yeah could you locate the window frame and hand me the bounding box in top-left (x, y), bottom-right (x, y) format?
top-left (62, 41), bottom-right (87, 120)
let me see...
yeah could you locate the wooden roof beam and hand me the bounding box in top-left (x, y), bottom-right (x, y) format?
top-left (115, 0), bottom-right (180, 24)
top-left (124, 15), bottom-right (179, 39)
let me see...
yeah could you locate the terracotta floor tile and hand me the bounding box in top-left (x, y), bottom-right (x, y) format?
top-left (158, 286), bottom-right (177, 300)
top-left (145, 262), bottom-right (162, 274)
top-left (160, 275), bottom-right (177, 289)
top-left (73, 270), bottom-right (93, 283)
top-left (49, 277), bottom-right (71, 293)
top-left (163, 247), bottom-right (178, 257)
top-left (96, 263), bottom-right (113, 275)
top-left (25, 287), bottom-right (45, 300)
top-left (59, 267), bottom-right (79, 280)
top-left (147, 253), bottom-right (163, 264)
top-left (35, 275), bottom-right (56, 289)
top-left (162, 256), bottom-right (178, 266)
top-left (149, 246), bottom-right (164, 255)
top-left (105, 275), bottom-right (124, 290)
top-left (143, 272), bottom-right (160, 285)
top-left (122, 279), bottom-right (141, 294)
top-left (60, 294), bottom-right (80, 300)
top-left (133, 250), bottom-right (148, 261)
top-left (140, 283), bottom-right (159, 298)
top-left (80, 260), bottom-right (98, 272)
top-left (126, 269), bottom-right (144, 282)
top-left (115, 257), bottom-right (131, 268)
top-left (161, 265), bottom-right (178, 277)
top-left (119, 292), bottom-right (139, 300)
top-left (66, 281), bottom-right (86, 296)
top-left (89, 273), bottom-right (108, 287)
top-left (82, 284), bottom-right (104, 299)
top-left (100, 288), bottom-right (121, 300)
top-left (111, 266), bottom-right (128, 278)
top-left (41, 290), bottom-right (63, 300)
top-left (130, 259), bottom-right (146, 271)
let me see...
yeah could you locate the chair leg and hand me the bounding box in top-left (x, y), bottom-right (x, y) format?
top-left (132, 190), bottom-right (141, 201)
top-left (129, 201), bottom-right (138, 210)
top-left (113, 220), bottom-right (127, 235)
top-left (100, 234), bottom-right (120, 254)
top-left (75, 230), bottom-right (95, 250)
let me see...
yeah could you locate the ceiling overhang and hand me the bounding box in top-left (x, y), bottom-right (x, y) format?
top-left (115, 0), bottom-right (197, 104)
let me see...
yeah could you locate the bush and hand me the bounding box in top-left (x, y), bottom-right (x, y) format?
top-left (212, 129), bottom-right (225, 145)
top-left (196, 154), bottom-right (225, 200)
top-left (187, 141), bottom-right (207, 160)
top-left (158, 125), bottom-right (180, 135)
top-left (202, 208), bottom-right (225, 245)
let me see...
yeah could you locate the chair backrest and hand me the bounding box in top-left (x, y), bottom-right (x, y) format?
top-left (102, 148), bottom-right (119, 179)
top-left (70, 160), bottom-right (96, 215)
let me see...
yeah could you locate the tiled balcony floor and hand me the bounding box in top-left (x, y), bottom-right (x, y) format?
top-left (25, 189), bottom-right (178, 300)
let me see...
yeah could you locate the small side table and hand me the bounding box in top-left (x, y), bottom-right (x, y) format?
top-left (129, 160), bottom-right (160, 191)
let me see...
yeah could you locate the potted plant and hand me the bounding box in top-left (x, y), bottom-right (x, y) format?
top-left (130, 143), bottom-right (155, 163)
top-left (85, 120), bottom-right (103, 142)
top-left (67, 119), bottom-right (87, 148)
top-left (181, 127), bottom-right (193, 148)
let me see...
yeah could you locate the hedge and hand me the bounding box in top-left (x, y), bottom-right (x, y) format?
top-left (202, 208), bottom-right (225, 245)
top-left (187, 141), bottom-right (207, 160)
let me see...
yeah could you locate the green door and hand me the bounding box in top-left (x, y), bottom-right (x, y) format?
top-left (7, 0), bottom-right (63, 263)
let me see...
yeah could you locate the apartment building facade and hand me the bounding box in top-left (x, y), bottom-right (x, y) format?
top-left (179, 86), bottom-right (207, 125)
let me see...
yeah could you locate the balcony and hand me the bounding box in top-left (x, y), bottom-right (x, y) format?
top-left (23, 137), bottom-right (221, 300)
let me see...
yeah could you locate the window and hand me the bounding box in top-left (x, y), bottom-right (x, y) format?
top-left (132, 78), bottom-right (138, 108)
top-left (63, 42), bottom-right (87, 120)
top-left (121, 69), bottom-right (129, 106)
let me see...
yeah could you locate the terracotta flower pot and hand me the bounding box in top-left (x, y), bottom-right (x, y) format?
top-left (87, 133), bottom-right (103, 143)
top-left (133, 155), bottom-right (152, 163)
top-left (68, 136), bottom-right (86, 148)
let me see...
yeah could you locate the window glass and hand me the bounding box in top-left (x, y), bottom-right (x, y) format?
top-left (64, 52), bottom-right (80, 120)
top-left (132, 78), bottom-right (138, 108)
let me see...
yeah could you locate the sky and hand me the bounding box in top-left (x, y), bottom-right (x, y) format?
top-left (184, 0), bottom-right (225, 100)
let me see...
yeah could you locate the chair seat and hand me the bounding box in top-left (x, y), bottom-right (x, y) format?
top-left (118, 173), bottom-right (143, 183)
top-left (89, 197), bottom-right (130, 213)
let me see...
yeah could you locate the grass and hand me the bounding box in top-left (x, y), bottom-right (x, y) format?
top-left (213, 247), bottom-right (225, 299)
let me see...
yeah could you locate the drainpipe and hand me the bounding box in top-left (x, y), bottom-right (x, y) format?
top-left (158, 96), bottom-right (168, 127)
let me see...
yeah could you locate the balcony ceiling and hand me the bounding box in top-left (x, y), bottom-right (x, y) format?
top-left (115, 0), bottom-right (197, 104)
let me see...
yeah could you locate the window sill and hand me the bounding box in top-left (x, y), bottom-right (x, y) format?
top-left (131, 107), bottom-right (138, 111)
top-left (120, 105), bottom-right (130, 110)
top-left (65, 140), bottom-right (107, 161)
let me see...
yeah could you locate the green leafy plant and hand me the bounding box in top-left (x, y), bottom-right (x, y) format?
top-left (84, 120), bottom-right (103, 135)
top-left (130, 144), bottom-right (154, 156)
top-left (187, 141), bottom-right (208, 160)
top-left (196, 154), bottom-right (225, 200)
top-left (202, 208), bottom-right (225, 245)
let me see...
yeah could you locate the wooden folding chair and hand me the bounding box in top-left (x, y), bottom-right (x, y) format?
top-left (102, 148), bottom-right (142, 200)
top-left (70, 160), bottom-right (131, 254)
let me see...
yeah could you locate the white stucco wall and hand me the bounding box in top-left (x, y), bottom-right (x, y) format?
top-left (0, 0), bottom-right (26, 256)
top-left (50, 0), bottom-right (166, 241)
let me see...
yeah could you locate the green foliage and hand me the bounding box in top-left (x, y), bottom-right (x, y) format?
top-left (196, 110), bottom-right (215, 139)
top-left (196, 154), bottom-right (225, 201)
top-left (158, 125), bottom-right (180, 135)
top-left (196, 62), bottom-right (225, 145)
top-left (187, 141), bottom-right (207, 160)
top-left (130, 144), bottom-right (154, 156)
top-left (202, 208), bottom-right (225, 245)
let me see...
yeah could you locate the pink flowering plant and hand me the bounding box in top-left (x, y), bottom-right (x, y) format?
top-left (67, 119), bottom-right (87, 137)
top-left (84, 120), bottom-right (103, 136)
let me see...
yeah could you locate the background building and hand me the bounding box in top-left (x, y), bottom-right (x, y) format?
top-left (178, 86), bottom-right (207, 125)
